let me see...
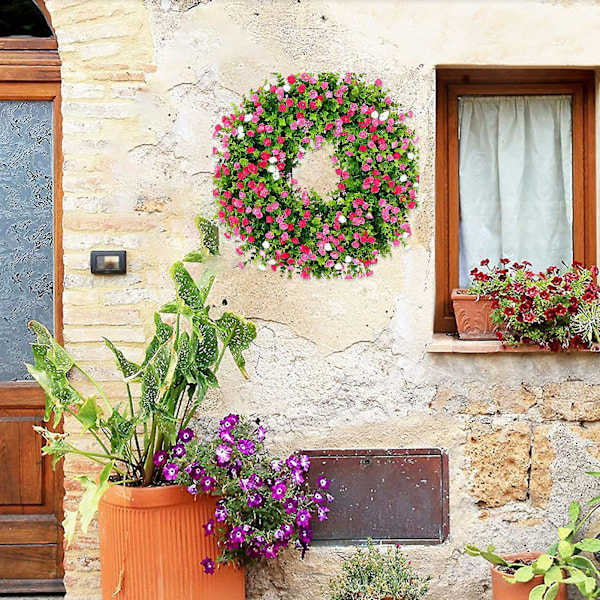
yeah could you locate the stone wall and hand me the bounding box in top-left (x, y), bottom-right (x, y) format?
top-left (43, 0), bottom-right (600, 599)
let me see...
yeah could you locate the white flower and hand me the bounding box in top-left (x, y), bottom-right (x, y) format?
top-left (237, 129), bottom-right (245, 140)
top-left (379, 111), bottom-right (389, 121)
top-left (338, 215), bottom-right (347, 224)
top-left (272, 173), bottom-right (280, 181)
top-left (262, 241), bottom-right (270, 249)
top-left (413, 182), bottom-right (419, 188)
top-left (244, 114), bottom-right (253, 123)
top-left (267, 165), bottom-right (277, 173)
top-left (407, 152), bottom-right (414, 160)
top-left (344, 255), bottom-right (352, 263)
top-left (402, 230), bottom-right (411, 239)
top-left (268, 157), bottom-right (278, 164)
top-left (399, 174), bottom-right (408, 182)
top-left (268, 259), bottom-right (277, 265)
top-left (258, 264), bottom-right (266, 271)
top-left (283, 84), bottom-right (291, 93)
top-left (298, 147), bottom-right (306, 153)
top-left (324, 243), bottom-right (333, 252)
top-left (334, 263), bottom-right (343, 271)
top-left (371, 110), bottom-right (379, 119)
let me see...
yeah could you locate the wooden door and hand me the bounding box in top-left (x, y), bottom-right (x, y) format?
top-left (0, 31), bottom-right (64, 592)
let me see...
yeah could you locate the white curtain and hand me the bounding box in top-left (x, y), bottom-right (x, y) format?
top-left (458, 95), bottom-right (573, 287)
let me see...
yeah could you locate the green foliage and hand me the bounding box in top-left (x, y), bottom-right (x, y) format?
top-left (465, 500), bottom-right (600, 599)
top-left (325, 540), bottom-right (431, 600)
top-left (26, 217), bottom-right (257, 543)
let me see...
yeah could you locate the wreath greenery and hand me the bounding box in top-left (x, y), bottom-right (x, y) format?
top-left (213, 72), bottom-right (419, 279)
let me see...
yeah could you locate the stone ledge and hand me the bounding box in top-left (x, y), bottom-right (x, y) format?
top-left (428, 334), bottom-right (600, 354)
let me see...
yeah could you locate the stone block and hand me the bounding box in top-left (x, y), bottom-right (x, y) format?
top-left (542, 382), bottom-right (600, 421)
top-left (465, 421), bottom-right (531, 507)
top-left (530, 425), bottom-right (555, 509)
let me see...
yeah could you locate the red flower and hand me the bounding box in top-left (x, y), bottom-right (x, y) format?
top-left (278, 104), bottom-right (287, 112)
top-left (287, 75), bottom-right (296, 84)
top-left (246, 146), bottom-right (255, 153)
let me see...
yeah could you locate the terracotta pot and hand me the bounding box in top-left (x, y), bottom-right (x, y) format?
top-left (491, 553), bottom-right (567, 600)
top-left (451, 289), bottom-right (498, 340)
top-left (98, 485), bottom-right (245, 600)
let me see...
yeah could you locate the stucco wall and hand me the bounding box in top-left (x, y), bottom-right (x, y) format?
top-left (43, 0), bottom-right (600, 598)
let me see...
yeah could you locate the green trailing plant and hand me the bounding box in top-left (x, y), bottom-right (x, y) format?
top-left (325, 540), bottom-right (430, 600)
top-left (465, 499), bottom-right (600, 599)
top-left (27, 216), bottom-right (257, 542)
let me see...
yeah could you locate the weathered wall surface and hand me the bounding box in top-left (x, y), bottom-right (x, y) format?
top-left (44, 0), bottom-right (600, 598)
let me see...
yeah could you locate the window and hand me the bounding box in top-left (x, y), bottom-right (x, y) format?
top-left (435, 69), bottom-right (596, 333)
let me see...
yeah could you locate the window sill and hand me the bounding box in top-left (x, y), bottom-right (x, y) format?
top-left (427, 334), bottom-right (600, 354)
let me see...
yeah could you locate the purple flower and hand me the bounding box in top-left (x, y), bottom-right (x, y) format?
top-left (284, 498), bottom-right (298, 515)
top-left (296, 509), bottom-right (312, 528)
top-left (264, 544), bottom-right (278, 559)
top-left (287, 455), bottom-right (302, 471)
top-left (271, 481), bottom-right (287, 500)
top-left (201, 557), bottom-right (215, 575)
top-left (163, 463), bottom-right (179, 481)
top-left (239, 477), bottom-right (252, 492)
top-left (312, 491), bottom-right (325, 504)
top-left (153, 450), bottom-right (167, 466)
top-left (318, 476), bottom-right (330, 490)
top-left (215, 444), bottom-right (233, 466)
top-left (219, 427), bottom-right (236, 444)
top-left (229, 526), bottom-right (246, 546)
top-left (187, 484), bottom-right (198, 496)
top-left (291, 470), bottom-right (305, 485)
top-left (317, 506), bottom-right (330, 522)
top-left (220, 414), bottom-right (239, 429)
top-left (172, 443), bottom-right (186, 458)
top-left (203, 519), bottom-right (215, 536)
top-left (178, 428), bottom-right (194, 443)
top-left (280, 523), bottom-right (294, 538)
top-left (256, 425), bottom-right (266, 441)
top-left (228, 459), bottom-right (243, 477)
top-left (215, 502), bottom-right (228, 522)
top-left (298, 527), bottom-right (313, 545)
top-left (237, 439), bottom-right (256, 455)
top-left (299, 454), bottom-right (311, 471)
top-left (271, 459), bottom-right (284, 472)
top-left (247, 492), bottom-right (264, 508)
top-left (189, 465), bottom-right (204, 481)
top-left (201, 476), bottom-right (216, 492)
top-left (326, 493), bottom-right (335, 504)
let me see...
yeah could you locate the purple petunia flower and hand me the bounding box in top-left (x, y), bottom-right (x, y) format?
top-left (172, 443), bottom-right (187, 458)
top-left (247, 492), bottom-right (264, 508)
top-left (219, 427), bottom-right (236, 444)
top-left (318, 476), bottom-right (330, 490)
top-left (203, 519), bottom-right (215, 536)
top-left (214, 502), bottom-right (228, 522)
top-left (163, 463), bottom-right (179, 481)
top-left (228, 459), bottom-right (243, 477)
top-left (263, 544), bottom-right (278, 559)
top-left (237, 439), bottom-right (256, 456)
top-left (270, 459), bottom-right (284, 472)
top-left (296, 509), bottom-right (312, 528)
top-left (229, 526), bottom-right (246, 546)
top-left (326, 493), bottom-right (335, 504)
top-left (291, 470), bottom-right (305, 485)
top-left (299, 454), bottom-right (311, 471)
top-left (200, 557), bottom-right (215, 575)
top-left (312, 491), bottom-right (325, 504)
top-left (317, 506), bottom-right (330, 522)
top-left (298, 527), bottom-right (313, 545)
top-left (201, 476), bottom-right (216, 492)
top-left (153, 450), bottom-right (167, 466)
top-left (284, 498), bottom-right (298, 515)
top-left (178, 428), bottom-right (194, 443)
top-left (215, 444), bottom-right (233, 466)
top-left (280, 523), bottom-right (294, 538)
top-left (189, 465), bottom-right (204, 481)
top-left (220, 414), bottom-right (239, 430)
top-left (256, 426), bottom-right (266, 441)
top-left (271, 481), bottom-right (287, 500)
top-left (287, 455), bottom-right (302, 471)
top-left (187, 484), bottom-right (198, 496)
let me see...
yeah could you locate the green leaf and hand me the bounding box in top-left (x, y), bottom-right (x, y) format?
top-left (558, 527), bottom-right (573, 541)
top-left (570, 501), bottom-right (581, 524)
top-left (584, 576), bottom-right (597, 596)
top-left (528, 585), bottom-right (546, 600)
top-left (106, 410), bottom-right (136, 455)
top-left (543, 582), bottom-right (559, 600)
top-left (193, 215), bottom-right (219, 257)
top-left (514, 566), bottom-right (534, 583)
top-left (216, 312), bottom-right (257, 378)
top-left (193, 319), bottom-right (219, 368)
top-left (196, 269), bottom-right (216, 305)
top-left (171, 262), bottom-right (204, 311)
top-left (569, 556), bottom-right (597, 574)
top-left (34, 427), bottom-right (70, 469)
top-left (77, 396), bottom-right (102, 432)
top-left (182, 249), bottom-right (210, 263)
top-left (544, 566), bottom-right (563, 585)
top-left (140, 363), bottom-right (160, 415)
top-left (535, 554), bottom-right (554, 573)
top-left (575, 538), bottom-right (600, 553)
top-left (143, 314), bottom-right (173, 367)
top-left (63, 509), bottom-right (78, 547)
top-left (104, 339), bottom-right (141, 380)
top-left (558, 540), bottom-right (574, 560)
top-left (75, 462), bottom-right (112, 535)
top-left (29, 321), bottom-right (74, 374)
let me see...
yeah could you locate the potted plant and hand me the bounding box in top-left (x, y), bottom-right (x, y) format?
top-left (27, 217), bottom-right (256, 600)
top-left (466, 500), bottom-right (600, 600)
top-left (324, 539), bottom-right (430, 600)
top-left (161, 414), bottom-right (333, 573)
top-left (458, 259), bottom-right (600, 350)
top-left (451, 287), bottom-right (498, 340)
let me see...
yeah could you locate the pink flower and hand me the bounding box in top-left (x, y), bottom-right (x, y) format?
top-left (375, 78), bottom-right (382, 87)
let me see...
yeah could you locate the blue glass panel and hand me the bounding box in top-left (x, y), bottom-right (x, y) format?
top-left (0, 101), bottom-right (53, 381)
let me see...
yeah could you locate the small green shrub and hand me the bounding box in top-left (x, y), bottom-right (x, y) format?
top-left (326, 541), bottom-right (431, 600)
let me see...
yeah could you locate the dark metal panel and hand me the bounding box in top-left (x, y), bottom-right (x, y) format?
top-left (306, 448), bottom-right (449, 545)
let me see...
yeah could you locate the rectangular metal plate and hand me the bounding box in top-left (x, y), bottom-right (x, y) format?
top-left (306, 449), bottom-right (449, 545)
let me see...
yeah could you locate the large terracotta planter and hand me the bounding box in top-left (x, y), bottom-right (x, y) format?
top-left (491, 553), bottom-right (567, 600)
top-left (451, 289), bottom-right (498, 340)
top-left (98, 485), bottom-right (245, 600)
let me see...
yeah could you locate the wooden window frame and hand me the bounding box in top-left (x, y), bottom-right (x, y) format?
top-left (435, 68), bottom-right (597, 333)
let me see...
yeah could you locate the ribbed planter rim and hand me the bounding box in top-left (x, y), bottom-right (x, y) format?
top-left (101, 483), bottom-right (198, 508)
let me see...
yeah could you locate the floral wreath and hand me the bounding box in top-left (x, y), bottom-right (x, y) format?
top-left (213, 72), bottom-right (419, 279)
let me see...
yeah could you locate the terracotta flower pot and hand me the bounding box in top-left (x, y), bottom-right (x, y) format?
top-left (98, 485), bottom-right (245, 600)
top-left (451, 289), bottom-right (498, 340)
top-left (491, 553), bottom-right (567, 600)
